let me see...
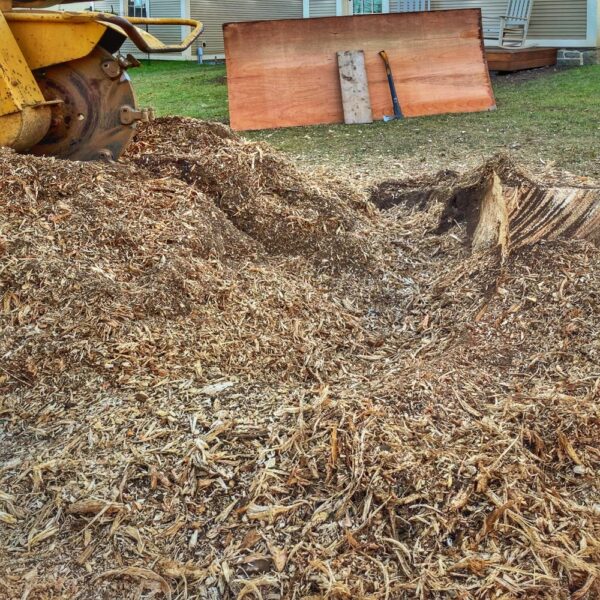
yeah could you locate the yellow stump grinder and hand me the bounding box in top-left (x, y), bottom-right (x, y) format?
top-left (0, 0), bottom-right (202, 160)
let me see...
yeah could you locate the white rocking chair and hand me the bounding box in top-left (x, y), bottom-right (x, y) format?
top-left (483, 0), bottom-right (534, 48)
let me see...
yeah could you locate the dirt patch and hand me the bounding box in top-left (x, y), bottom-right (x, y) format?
top-left (491, 65), bottom-right (562, 83)
top-left (210, 75), bottom-right (227, 85)
top-left (1, 121), bottom-right (599, 600)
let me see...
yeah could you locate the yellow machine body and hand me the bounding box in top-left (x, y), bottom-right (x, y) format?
top-left (0, 10), bottom-right (52, 150)
top-left (0, 1), bottom-right (202, 159)
top-left (7, 17), bottom-right (106, 69)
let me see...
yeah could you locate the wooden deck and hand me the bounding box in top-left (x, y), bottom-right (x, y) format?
top-left (485, 47), bottom-right (558, 72)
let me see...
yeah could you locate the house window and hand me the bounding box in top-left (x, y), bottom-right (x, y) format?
top-left (353, 0), bottom-right (383, 13)
top-left (128, 0), bottom-right (147, 17)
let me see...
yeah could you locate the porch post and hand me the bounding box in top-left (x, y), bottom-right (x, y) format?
top-left (181, 0), bottom-right (192, 58)
top-left (587, 0), bottom-right (599, 46)
top-left (596, 0), bottom-right (600, 46)
top-left (303, 0), bottom-right (310, 18)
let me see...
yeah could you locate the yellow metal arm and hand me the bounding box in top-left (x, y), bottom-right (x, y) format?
top-left (5, 11), bottom-right (204, 55)
top-left (103, 15), bottom-right (204, 54)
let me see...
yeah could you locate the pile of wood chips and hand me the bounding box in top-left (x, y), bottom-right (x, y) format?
top-left (1, 118), bottom-right (598, 600)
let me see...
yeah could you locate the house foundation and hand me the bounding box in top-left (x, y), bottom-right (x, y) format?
top-left (557, 48), bottom-right (600, 66)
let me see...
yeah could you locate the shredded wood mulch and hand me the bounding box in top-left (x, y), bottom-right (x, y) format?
top-left (1, 118), bottom-right (599, 600)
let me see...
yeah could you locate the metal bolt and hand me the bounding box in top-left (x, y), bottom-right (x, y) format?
top-left (101, 60), bottom-right (122, 79)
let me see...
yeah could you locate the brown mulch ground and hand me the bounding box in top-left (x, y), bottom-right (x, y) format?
top-left (0, 118), bottom-right (599, 600)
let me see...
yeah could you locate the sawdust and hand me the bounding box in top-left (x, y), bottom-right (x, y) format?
top-left (127, 118), bottom-right (377, 271)
top-left (0, 120), bottom-right (599, 600)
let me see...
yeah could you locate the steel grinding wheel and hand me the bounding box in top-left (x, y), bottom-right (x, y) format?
top-left (31, 47), bottom-right (145, 161)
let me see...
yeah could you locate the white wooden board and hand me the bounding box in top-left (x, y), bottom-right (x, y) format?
top-left (337, 50), bottom-right (373, 125)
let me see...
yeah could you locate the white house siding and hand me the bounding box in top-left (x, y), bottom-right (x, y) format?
top-left (391, 0), bottom-right (588, 41)
top-left (145, 0), bottom-right (185, 47)
top-left (415, 0), bottom-right (506, 18)
top-left (90, 0), bottom-right (119, 14)
top-left (55, 2), bottom-right (94, 10)
top-left (529, 0), bottom-right (587, 39)
top-left (83, 0), bottom-right (593, 60)
top-left (310, 0), bottom-right (337, 17)
top-left (192, 0), bottom-right (303, 56)
top-left (122, 0), bottom-right (184, 58)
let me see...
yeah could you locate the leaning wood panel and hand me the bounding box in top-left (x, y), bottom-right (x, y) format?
top-left (224, 10), bottom-right (496, 131)
top-left (337, 50), bottom-right (373, 125)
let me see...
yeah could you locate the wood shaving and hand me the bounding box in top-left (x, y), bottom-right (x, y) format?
top-left (1, 119), bottom-right (598, 600)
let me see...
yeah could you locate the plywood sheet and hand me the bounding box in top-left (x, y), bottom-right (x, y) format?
top-left (224, 10), bottom-right (496, 131)
top-left (337, 50), bottom-right (373, 125)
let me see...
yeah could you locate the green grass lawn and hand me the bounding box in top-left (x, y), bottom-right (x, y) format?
top-left (132, 60), bottom-right (228, 121)
top-left (131, 60), bottom-right (600, 177)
